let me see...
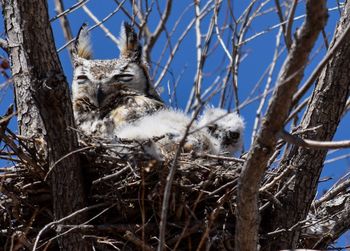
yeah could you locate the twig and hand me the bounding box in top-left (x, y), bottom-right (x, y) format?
top-left (157, 106), bottom-right (202, 251)
top-left (292, 16), bottom-right (350, 106)
top-left (285, 0), bottom-right (298, 50)
top-left (54, 0), bottom-right (74, 58)
top-left (44, 145), bottom-right (95, 181)
top-left (313, 179), bottom-right (350, 208)
top-left (92, 165), bottom-right (130, 184)
top-left (50, 0), bottom-right (89, 22)
top-left (251, 27), bottom-right (283, 143)
top-left (124, 231), bottom-right (154, 251)
top-left (81, 3), bottom-right (120, 46)
top-left (279, 130), bottom-right (350, 150)
top-left (32, 203), bottom-right (110, 250)
top-left (57, 0), bottom-right (126, 53)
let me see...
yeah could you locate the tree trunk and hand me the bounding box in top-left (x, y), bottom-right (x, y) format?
top-left (263, 2), bottom-right (350, 250)
top-left (1, 0), bottom-right (88, 250)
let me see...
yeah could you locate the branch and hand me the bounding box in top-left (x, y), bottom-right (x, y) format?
top-left (235, 0), bottom-right (328, 250)
top-left (285, 0), bottom-right (298, 50)
top-left (265, 1), bottom-right (350, 249)
top-left (292, 14), bottom-right (350, 106)
top-left (2, 0), bottom-right (88, 249)
top-left (279, 130), bottom-right (350, 150)
top-left (54, 0), bottom-right (74, 58)
top-left (143, 0), bottom-right (172, 60)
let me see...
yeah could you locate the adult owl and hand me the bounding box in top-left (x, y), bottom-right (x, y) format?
top-left (71, 23), bottom-right (164, 137)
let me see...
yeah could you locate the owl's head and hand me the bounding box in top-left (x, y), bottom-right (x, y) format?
top-left (71, 23), bottom-right (159, 108)
top-left (198, 108), bottom-right (245, 155)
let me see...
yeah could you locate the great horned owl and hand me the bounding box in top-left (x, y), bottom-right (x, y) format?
top-left (71, 23), bottom-right (164, 137)
top-left (198, 108), bottom-right (244, 155)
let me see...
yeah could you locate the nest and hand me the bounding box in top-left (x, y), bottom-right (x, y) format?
top-left (0, 135), bottom-right (243, 250)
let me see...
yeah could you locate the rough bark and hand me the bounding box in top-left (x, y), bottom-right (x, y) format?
top-left (263, 2), bottom-right (350, 250)
top-left (235, 1), bottom-right (328, 250)
top-left (1, 0), bottom-right (88, 250)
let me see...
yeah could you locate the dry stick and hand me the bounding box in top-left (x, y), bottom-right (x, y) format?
top-left (240, 5), bottom-right (343, 47)
top-left (274, 0), bottom-right (288, 48)
top-left (185, 0), bottom-right (216, 111)
top-left (81, 3), bottom-right (119, 45)
top-left (152, 4), bottom-right (193, 80)
top-left (172, 172), bottom-right (216, 249)
top-left (313, 179), bottom-right (350, 208)
top-left (143, 0), bottom-right (172, 58)
top-left (54, 0), bottom-right (74, 58)
top-left (193, 0), bottom-right (204, 109)
top-left (259, 163), bottom-right (294, 192)
top-left (312, 208), bottom-right (350, 249)
top-left (113, 0), bottom-right (142, 30)
top-left (57, 0), bottom-right (126, 53)
top-left (251, 27), bottom-right (283, 144)
top-left (44, 145), bottom-right (95, 181)
top-left (157, 107), bottom-right (202, 251)
top-left (324, 153), bottom-right (350, 164)
top-left (154, 2), bottom-right (214, 88)
top-left (285, 0), bottom-right (298, 50)
top-left (124, 231), bottom-right (154, 251)
top-left (292, 17), bottom-right (350, 106)
top-left (196, 189), bottom-right (233, 251)
top-left (32, 202), bottom-right (110, 250)
top-left (38, 204), bottom-right (116, 250)
top-left (0, 105), bottom-right (14, 143)
top-left (235, 1), bottom-right (327, 250)
top-left (92, 165), bottom-right (130, 184)
top-left (189, 0), bottom-right (216, 111)
top-left (50, 0), bottom-right (89, 22)
top-left (231, 0), bottom-right (270, 111)
top-left (279, 130), bottom-right (350, 150)
top-left (285, 96), bottom-right (309, 124)
top-left (130, 0), bottom-right (151, 37)
top-left (321, 28), bottom-right (330, 49)
top-left (259, 175), bottom-right (296, 211)
top-left (214, 0), bottom-right (232, 62)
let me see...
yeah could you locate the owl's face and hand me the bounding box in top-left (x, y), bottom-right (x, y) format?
top-left (72, 57), bottom-right (150, 109)
top-left (198, 108), bottom-right (245, 155)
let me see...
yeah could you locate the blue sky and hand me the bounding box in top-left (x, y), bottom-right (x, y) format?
top-left (1, 0), bottom-right (350, 248)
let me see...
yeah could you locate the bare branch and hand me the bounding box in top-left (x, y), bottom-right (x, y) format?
top-left (285, 0), bottom-right (298, 50)
top-left (54, 0), bottom-right (74, 58)
top-left (279, 130), bottom-right (350, 150)
top-left (292, 16), bottom-right (350, 106)
top-left (143, 0), bottom-right (172, 59)
top-left (235, 1), bottom-right (328, 250)
top-left (81, 4), bottom-right (119, 45)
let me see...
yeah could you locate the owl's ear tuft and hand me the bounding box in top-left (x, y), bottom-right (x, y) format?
top-left (72, 23), bottom-right (93, 60)
top-left (117, 22), bottom-right (141, 61)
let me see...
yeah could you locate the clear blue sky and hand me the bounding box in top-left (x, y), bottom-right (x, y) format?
top-left (1, 0), bottom-right (349, 247)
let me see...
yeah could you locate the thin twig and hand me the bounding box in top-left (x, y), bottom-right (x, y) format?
top-left (279, 130), bottom-right (350, 150)
top-left (157, 106), bottom-right (202, 251)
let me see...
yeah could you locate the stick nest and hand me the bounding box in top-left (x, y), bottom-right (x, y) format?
top-left (0, 135), bottom-right (243, 250)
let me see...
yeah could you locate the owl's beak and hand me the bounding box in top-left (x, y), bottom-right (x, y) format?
top-left (97, 84), bottom-right (105, 107)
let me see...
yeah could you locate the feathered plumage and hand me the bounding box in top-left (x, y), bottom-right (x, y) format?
top-left (115, 109), bottom-right (220, 155)
top-left (198, 108), bottom-right (245, 155)
top-left (73, 23), bottom-right (93, 60)
top-left (71, 23), bottom-right (163, 137)
top-left (117, 22), bottom-right (142, 61)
